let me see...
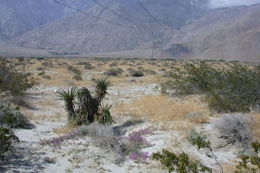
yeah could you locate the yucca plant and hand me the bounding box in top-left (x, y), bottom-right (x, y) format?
top-left (97, 104), bottom-right (113, 124)
top-left (57, 87), bottom-right (77, 121)
top-left (77, 87), bottom-right (99, 124)
top-left (93, 78), bottom-right (111, 104)
top-left (57, 79), bottom-right (112, 125)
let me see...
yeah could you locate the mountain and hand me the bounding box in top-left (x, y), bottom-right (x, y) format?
top-left (0, 0), bottom-right (259, 61)
top-left (7, 0), bottom-right (207, 53)
top-left (162, 4), bottom-right (260, 61)
top-left (0, 0), bottom-right (94, 42)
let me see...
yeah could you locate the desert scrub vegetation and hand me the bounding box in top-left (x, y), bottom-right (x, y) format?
top-left (0, 59), bottom-right (37, 96)
top-left (0, 125), bottom-right (19, 160)
top-left (76, 61), bottom-right (94, 69)
top-left (152, 149), bottom-right (212, 173)
top-left (128, 69), bottom-right (144, 77)
top-left (104, 68), bottom-right (124, 76)
top-left (188, 130), bottom-right (223, 173)
top-left (57, 78), bottom-right (112, 125)
top-left (235, 141), bottom-right (260, 173)
top-left (160, 62), bottom-right (260, 112)
top-left (41, 123), bottom-right (155, 163)
top-left (0, 104), bottom-right (32, 129)
top-left (213, 113), bottom-right (254, 148)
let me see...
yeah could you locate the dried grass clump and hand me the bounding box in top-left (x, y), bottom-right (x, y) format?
top-left (77, 123), bottom-right (125, 162)
top-left (251, 112), bottom-right (260, 141)
top-left (213, 113), bottom-right (253, 148)
top-left (114, 95), bottom-right (210, 124)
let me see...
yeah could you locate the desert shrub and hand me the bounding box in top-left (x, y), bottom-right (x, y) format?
top-left (104, 68), bottom-right (123, 76)
top-left (72, 74), bottom-right (82, 81)
top-left (0, 104), bottom-right (31, 129)
top-left (77, 61), bottom-right (93, 69)
top-left (129, 70), bottom-right (144, 77)
top-left (160, 62), bottom-right (260, 112)
top-left (152, 149), bottom-right (212, 173)
top-left (109, 62), bottom-right (118, 67)
top-left (38, 71), bottom-right (45, 76)
top-left (188, 130), bottom-right (223, 173)
top-left (0, 125), bottom-right (19, 159)
top-left (67, 65), bottom-right (81, 75)
top-left (235, 141), bottom-right (260, 173)
top-left (0, 61), bottom-right (37, 96)
top-left (213, 113), bottom-right (253, 148)
top-left (42, 75), bottom-right (51, 80)
top-left (77, 122), bottom-right (126, 162)
top-left (188, 130), bottom-right (210, 149)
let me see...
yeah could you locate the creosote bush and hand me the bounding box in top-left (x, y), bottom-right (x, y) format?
top-left (104, 68), bottom-right (123, 76)
top-left (0, 60), bottom-right (37, 96)
top-left (152, 149), bottom-right (212, 173)
top-left (160, 62), bottom-right (260, 112)
top-left (129, 70), bottom-right (144, 77)
top-left (213, 113), bottom-right (253, 148)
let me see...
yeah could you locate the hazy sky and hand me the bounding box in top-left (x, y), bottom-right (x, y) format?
top-left (209, 0), bottom-right (260, 8)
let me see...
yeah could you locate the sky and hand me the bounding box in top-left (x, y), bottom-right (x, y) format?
top-left (209, 0), bottom-right (260, 8)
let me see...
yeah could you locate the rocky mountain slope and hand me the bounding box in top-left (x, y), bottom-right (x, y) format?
top-left (0, 0), bottom-right (93, 42)
top-left (162, 4), bottom-right (260, 61)
top-left (0, 0), bottom-right (259, 61)
top-left (7, 0), bottom-right (207, 53)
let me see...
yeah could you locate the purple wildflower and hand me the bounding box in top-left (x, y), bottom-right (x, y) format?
top-left (129, 153), bottom-right (138, 160)
top-left (140, 152), bottom-right (149, 160)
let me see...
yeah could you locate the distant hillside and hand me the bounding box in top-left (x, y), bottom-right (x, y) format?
top-left (8, 0), bottom-right (207, 53)
top-left (0, 0), bottom-right (93, 42)
top-left (162, 4), bottom-right (260, 61)
top-left (1, 0), bottom-right (259, 61)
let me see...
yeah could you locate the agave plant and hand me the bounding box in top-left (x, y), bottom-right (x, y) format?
top-left (93, 78), bottom-right (111, 104)
top-left (57, 87), bottom-right (77, 121)
top-left (97, 104), bottom-right (113, 124)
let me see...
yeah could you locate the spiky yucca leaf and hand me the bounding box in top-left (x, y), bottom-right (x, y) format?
top-left (57, 87), bottom-right (77, 120)
top-left (97, 104), bottom-right (113, 124)
top-left (93, 78), bottom-right (111, 103)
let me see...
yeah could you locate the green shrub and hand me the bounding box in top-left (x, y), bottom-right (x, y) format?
top-left (235, 141), bottom-right (260, 173)
top-left (0, 104), bottom-right (32, 129)
top-left (104, 68), bottom-right (123, 76)
top-left (0, 61), bottom-right (37, 96)
top-left (72, 74), bottom-right (82, 81)
top-left (188, 130), bottom-right (210, 149)
top-left (188, 130), bottom-right (223, 173)
top-left (0, 125), bottom-right (19, 159)
top-left (67, 65), bottom-right (81, 75)
top-left (129, 70), bottom-right (144, 77)
top-left (160, 62), bottom-right (260, 112)
top-left (77, 61), bottom-right (94, 69)
top-left (152, 149), bottom-right (212, 173)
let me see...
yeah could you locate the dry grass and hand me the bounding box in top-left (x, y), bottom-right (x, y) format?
top-left (53, 123), bottom-right (76, 134)
top-left (113, 95), bottom-right (211, 131)
top-left (251, 112), bottom-right (260, 141)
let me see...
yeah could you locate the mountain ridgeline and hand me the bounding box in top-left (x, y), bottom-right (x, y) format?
top-left (0, 0), bottom-right (259, 61)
